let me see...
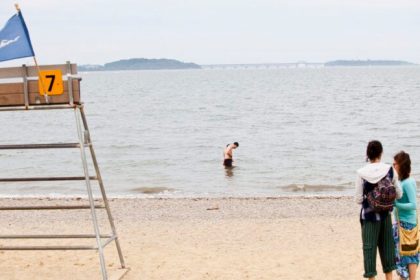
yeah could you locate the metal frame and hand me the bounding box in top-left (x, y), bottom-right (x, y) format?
top-left (0, 72), bottom-right (126, 278)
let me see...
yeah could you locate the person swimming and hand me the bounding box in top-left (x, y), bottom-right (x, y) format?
top-left (223, 142), bottom-right (239, 167)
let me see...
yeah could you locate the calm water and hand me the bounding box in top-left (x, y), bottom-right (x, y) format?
top-left (0, 67), bottom-right (419, 197)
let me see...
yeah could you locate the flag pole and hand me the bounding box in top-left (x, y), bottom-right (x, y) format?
top-left (33, 56), bottom-right (49, 103)
top-left (14, 3), bottom-right (49, 103)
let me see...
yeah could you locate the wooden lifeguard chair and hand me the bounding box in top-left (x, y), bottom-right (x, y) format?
top-left (0, 62), bottom-right (127, 280)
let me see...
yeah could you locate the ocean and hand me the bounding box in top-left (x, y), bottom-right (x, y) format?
top-left (0, 67), bottom-right (419, 197)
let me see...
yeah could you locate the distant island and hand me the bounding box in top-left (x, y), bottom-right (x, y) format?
top-left (325, 60), bottom-right (415, 67)
top-left (79, 58), bottom-right (201, 71)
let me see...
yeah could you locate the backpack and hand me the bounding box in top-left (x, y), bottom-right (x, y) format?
top-left (366, 167), bottom-right (396, 212)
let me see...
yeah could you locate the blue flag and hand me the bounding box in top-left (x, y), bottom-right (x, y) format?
top-left (0, 11), bottom-right (34, 62)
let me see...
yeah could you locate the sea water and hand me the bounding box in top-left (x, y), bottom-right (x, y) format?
top-left (0, 67), bottom-right (419, 197)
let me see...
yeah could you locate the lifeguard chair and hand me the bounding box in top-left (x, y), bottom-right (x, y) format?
top-left (0, 62), bottom-right (127, 280)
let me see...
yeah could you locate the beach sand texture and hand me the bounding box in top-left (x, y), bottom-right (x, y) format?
top-left (0, 197), bottom-right (405, 279)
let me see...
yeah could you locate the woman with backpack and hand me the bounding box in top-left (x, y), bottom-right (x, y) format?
top-left (355, 140), bottom-right (403, 279)
top-left (392, 151), bottom-right (419, 280)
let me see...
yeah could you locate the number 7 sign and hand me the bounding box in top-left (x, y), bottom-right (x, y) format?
top-left (38, 69), bottom-right (64, 96)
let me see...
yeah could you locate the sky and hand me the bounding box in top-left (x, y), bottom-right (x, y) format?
top-left (0, 0), bottom-right (419, 65)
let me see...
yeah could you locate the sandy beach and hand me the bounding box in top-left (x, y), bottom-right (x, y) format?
top-left (0, 196), bottom-right (405, 279)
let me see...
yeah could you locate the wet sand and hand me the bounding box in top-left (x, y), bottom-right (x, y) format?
top-left (0, 196), bottom-right (401, 279)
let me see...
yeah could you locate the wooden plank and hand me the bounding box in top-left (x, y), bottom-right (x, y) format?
top-left (0, 94), bottom-right (24, 106)
top-left (0, 79), bottom-right (80, 94)
top-left (27, 79), bottom-right (81, 94)
top-left (0, 83), bottom-right (24, 94)
top-left (0, 92), bottom-right (81, 106)
top-left (0, 64), bottom-right (77, 79)
top-left (0, 80), bottom-right (80, 106)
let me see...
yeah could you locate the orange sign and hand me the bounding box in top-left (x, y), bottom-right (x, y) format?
top-left (38, 69), bottom-right (64, 96)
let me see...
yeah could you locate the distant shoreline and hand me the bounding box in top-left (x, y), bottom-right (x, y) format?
top-left (79, 58), bottom-right (417, 71)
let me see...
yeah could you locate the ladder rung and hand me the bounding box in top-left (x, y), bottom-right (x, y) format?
top-left (0, 234), bottom-right (111, 239)
top-left (0, 104), bottom-right (79, 112)
top-left (0, 176), bottom-right (97, 182)
top-left (0, 143), bottom-right (89, 149)
top-left (0, 245), bottom-right (97, 250)
top-left (0, 205), bottom-right (105, 210)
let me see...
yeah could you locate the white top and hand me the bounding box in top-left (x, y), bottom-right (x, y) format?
top-left (354, 162), bottom-right (403, 204)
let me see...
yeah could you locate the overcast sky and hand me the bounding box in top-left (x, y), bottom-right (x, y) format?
top-left (1, 0), bottom-right (419, 65)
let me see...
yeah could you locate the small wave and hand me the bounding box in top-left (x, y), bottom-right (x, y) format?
top-left (131, 186), bottom-right (175, 194)
top-left (282, 184), bottom-right (350, 193)
top-left (392, 121), bottom-right (417, 125)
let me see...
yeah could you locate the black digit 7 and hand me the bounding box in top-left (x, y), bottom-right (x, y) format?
top-left (45, 75), bottom-right (55, 92)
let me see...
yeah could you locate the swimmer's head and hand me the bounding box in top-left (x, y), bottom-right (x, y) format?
top-left (233, 142), bottom-right (239, 148)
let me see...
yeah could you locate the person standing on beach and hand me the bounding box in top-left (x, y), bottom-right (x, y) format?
top-left (223, 142), bottom-right (239, 167)
top-left (392, 151), bottom-right (419, 280)
top-left (355, 140), bottom-right (402, 280)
